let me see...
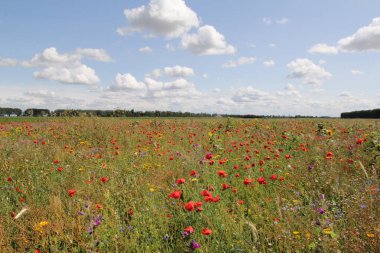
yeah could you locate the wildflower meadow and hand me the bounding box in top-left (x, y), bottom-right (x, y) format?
top-left (0, 117), bottom-right (379, 252)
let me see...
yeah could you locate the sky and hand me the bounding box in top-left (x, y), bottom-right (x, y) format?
top-left (0, 0), bottom-right (379, 116)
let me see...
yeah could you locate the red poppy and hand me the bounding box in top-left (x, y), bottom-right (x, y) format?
top-left (237, 200), bottom-right (244, 205)
top-left (190, 170), bottom-right (198, 176)
top-left (169, 190), bottom-right (182, 199)
top-left (222, 183), bottom-right (231, 190)
top-left (217, 170), bottom-right (227, 177)
top-left (176, 178), bottom-right (186, 184)
top-left (57, 167), bottom-right (63, 172)
top-left (243, 178), bottom-right (252, 185)
top-left (101, 177), bottom-right (109, 183)
top-left (68, 189), bottom-right (76, 197)
top-left (201, 190), bottom-right (212, 197)
top-left (205, 153), bottom-right (213, 160)
top-left (54, 159), bottom-right (60, 164)
top-left (202, 228), bottom-right (212, 235)
top-left (185, 201), bottom-right (195, 211)
top-left (270, 174), bottom-right (277, 180)
top-left (184, 226), bottom-right (194, 234)
top-left (356, 138), bottom-right (363, 145)
top-left (326, 151), bottom-right (333, 159)
top-left (257, 177), bottom-right (266, 185)
top-left (7, 177), bottom-right (12, 182)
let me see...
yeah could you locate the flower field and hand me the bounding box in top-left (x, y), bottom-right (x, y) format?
top-left (0, 117), bottom-right (379, 252)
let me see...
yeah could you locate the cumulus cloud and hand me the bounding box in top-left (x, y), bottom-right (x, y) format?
top-left (149, 65), bottom-right (194, 78)
top-left (22, 47), bottom-right (101, 85)
top-left (181, 25), bottom-right (236, 55)
top-left (75, 48), bottom-right (113, 62)
top-left (222, 57), bottom-right (256, 68)
top-left (263, 59), bottom-right (275, 67)
top-left (0, 58), bottom-right (17, 67)
top-left (110, 73), bottom-right (146, 91)
top-left (139, 46), bottom-right (153, 53)
top-left (308, 43), bottom-right (338, 54)
top-left (287, 58), bottom-right (332, 86)
top-left (108, 69), bottom-right (202, 100)
top-left (232, 86), bottom-right (275, 103)
top-left (338, 17), bottom-right (380, 52)
top-left (117, 0), bottom-right (199, 38)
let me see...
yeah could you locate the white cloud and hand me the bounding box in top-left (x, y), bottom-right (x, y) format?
top-left (139, 46), bottom-right (153, 53)
top-left (34, 65), bottom-right (99, 85)
top-left (268, 43), bottom-right (276, 48)
top-left (0, 58), bottom-right (17, 67)
top-left (181, 25), bottom-right (236, 55)
top-left (75, 48), bottom-right (113, 62)
top-left (147, 65), bottom-right (194, 78)
top-left (277, 83), bottom-right (302, 98)
top-left (25, 90), bottom-right (56, 98)
top-left (22, 47), bottom-right (100, 85)
top-left (308, 43), bottom-right (338, 54)
top-left (263, 60), bottom-right (275, 67)
top-left (111, 73), bottom-right (146, 90)
top-left (117, 0), bottom-right (199, 38)
top-left (338, 17), bottom-right (380, 52)
top-left (351, 70), bottom-right (364, 75)
top-left (232, 86), bottom-right (275, 103)
top-left (222, 57), bottom-right (256, 68)
top-left (287, 58), bottom-right (332, 86)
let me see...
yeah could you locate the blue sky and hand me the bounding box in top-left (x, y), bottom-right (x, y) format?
top-left (0, 0), bottom-right (379, 116)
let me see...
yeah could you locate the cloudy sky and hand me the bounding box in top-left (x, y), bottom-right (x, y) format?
top-left (0, 0), bottom-right (379, 116)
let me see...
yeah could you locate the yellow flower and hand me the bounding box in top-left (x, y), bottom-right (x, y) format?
top-left (366, 233), bottom-right (375, 238)
top-left (326, 129), bottom-right (333, 137)
top-left (191, 178), bottom-right (198, 182)
top-left (323, 227), bottom-right (332, 234)
top-left (293, 231), bottom-right (300, 235)
top-left (149, 188), bottom-right (155, 192)
top-left (34, 221), bottom-right (49, 233)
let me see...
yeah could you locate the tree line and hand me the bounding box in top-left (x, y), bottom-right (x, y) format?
top-left (341, 109), bottom-right (380, 118)
top-left (0, 107), bottom-right (356, 118)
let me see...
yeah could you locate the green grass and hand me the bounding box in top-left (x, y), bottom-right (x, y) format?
top-left (0, 117), bottom-right (379, 252)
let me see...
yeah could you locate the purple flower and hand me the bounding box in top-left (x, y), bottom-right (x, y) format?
top-left (308, 164), bottom-right (314, 171)
top-left (190, 240), bottom-right (201, 250)
top-left (180, 231), bottom-right (190, 239)
top-left (318, 208), bottom-right (325, 214)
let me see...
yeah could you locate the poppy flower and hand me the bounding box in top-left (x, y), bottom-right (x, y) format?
top-left (270, 174), bottom-right (277, 180)
top-left (257, 177), bottom-right (266, 185)
top-left (190, 170), bottom-right (198, 176)
top-left (184, 226), bottom-right (194, 234)
top-left (205, 153), bottom-right (213, 160)
top-left (57, 167), bottom-right (63, 172)
top-left (217, 170), bottom-right (227, 177)
top-left (201, 190), bottom-right (212, 197)
top-left (356, 138), bottom-right (363, 145)
top-left (68, 189), bottom-right (76, 197)
top-left (7, 177), bottom-right (12, 182)
top-left (185, 201), bottom-right (195, 211)
top-left (326, 151), bottom-right (333, 159)
top-left (202, 228), bottom-right (212, 235)
top-left (222, 183), bottom-right (231, 190)
top-left (176, 178), bottom-right (186, 184)
top-left (101, 177), bottom-right (109, 183)
top-left (169, 190), bottom-right (182, 199)
top-left (243, 178), bottom-right (252, 185)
